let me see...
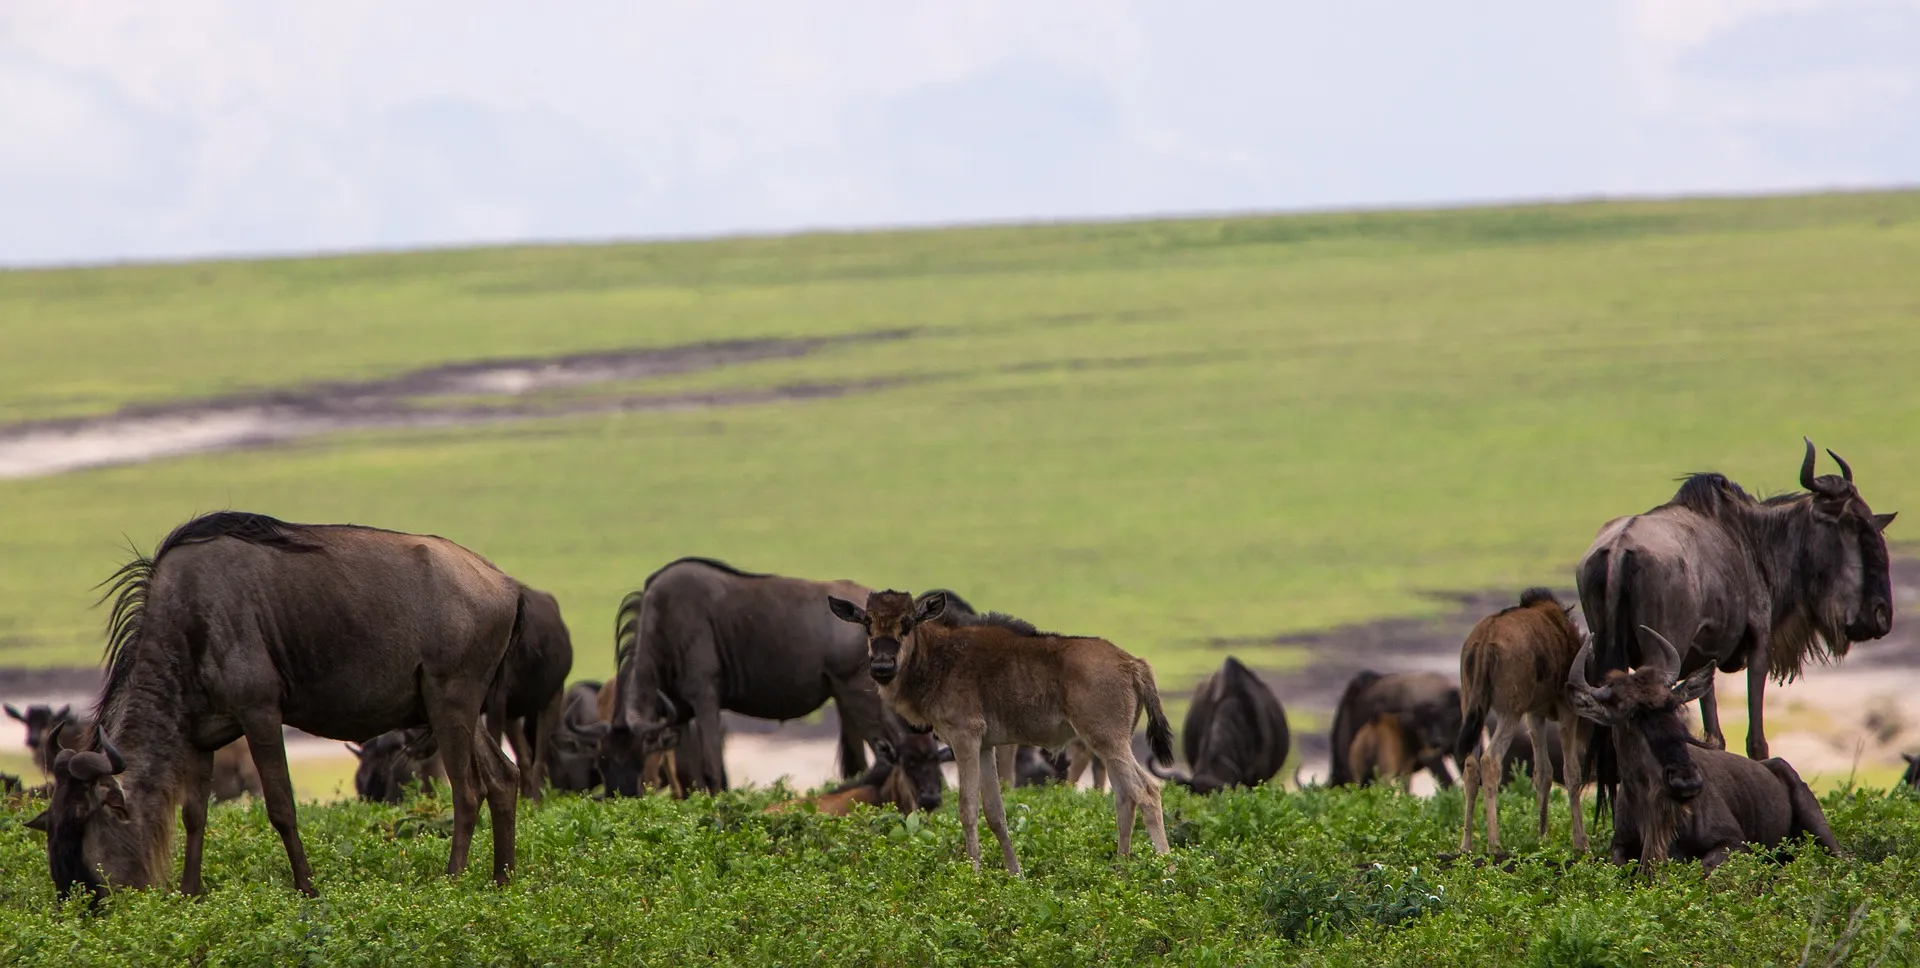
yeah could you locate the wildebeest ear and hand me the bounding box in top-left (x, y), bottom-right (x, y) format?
top-left (872, 739), bottom-right (897, 761)
top-left (3, 704), bottom-right (22, 723)
top-left (1671, 665), bottom-right (1715, 705)
top-left (913, 591), bottom-right (947, 624)
top-left (1566, 686), bottom-right (1612, 725)
top-left (24, 809), bottom-right (50, 833)
top-left (1875, 512), bottom-right (1897, 532)
top-left (827, 596), bottom-right (868, 626)
top-left (936, 746), bottom-right (955, 763)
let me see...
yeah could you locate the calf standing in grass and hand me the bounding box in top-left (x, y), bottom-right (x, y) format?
top-left (1457, 588), bottom-right (1590, 854)
top-left (1348, 713), bottom-right (1419, 789)
top-left (1569, 627), bottom-right (1839, 873)
top-left (830, 590), bottom-right (1173, 873)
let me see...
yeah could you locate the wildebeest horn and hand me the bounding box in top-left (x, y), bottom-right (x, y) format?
top-left (1827, 449), bottom-right (1853, 483)
top-left (98, 734), bottom-right (127, 775)
top-left (1568, 634), bottom-right (1596, 694)
top-left (1638, 625), bottom-right (1682, 682)
top-left (1801, 437), bottom-right (1819, 490)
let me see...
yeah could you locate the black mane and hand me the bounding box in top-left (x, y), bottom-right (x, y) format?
top-left (1516, 587), bottom-right (1561, 609)
top-left (1667, 473), bottom-right (1755, 515)
top-left (643, 557), bottom-right (771, 588)
top-left (95, 512), bottom-right (321, 721)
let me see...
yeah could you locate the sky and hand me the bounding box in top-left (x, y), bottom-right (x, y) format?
top-left (1, 0), bottom-right (1916, 266)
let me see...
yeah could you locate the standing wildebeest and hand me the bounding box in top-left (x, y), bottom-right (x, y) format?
top-left (1456, 588), bottom-right (1590, 854)
top-left (1568, 627), bottom-right (1839, 872)
top-left (24, 512), bottom-right (523, 898)
top-left (1578, 439), bottom-right (1896, 761)
top-left (1327, 671), bottom-right (1460, 788)
top-left (829, 590), bottom-right (1174, 873)
top-left (608, 558), bottom-right (893, 794)
top-left (347, 730), bottom-right (446, 803)
top-left (8, 703), bottom-right (79, 776)
top-left (1148, 656), bottom-right (1290, 794)
top-left (486, 586), bottom-right (573, 799)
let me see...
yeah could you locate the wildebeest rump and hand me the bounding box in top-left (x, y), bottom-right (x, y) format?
top-left (1568, 627), bottom-right (1840, 873)
top-left (1148, 656), bottom-right (1289, 794)
top-left (610, 558), bottom-right (893, 794)
top-left (1577, 439), bottom-right (1896, 762)
top-left (347, 730), bottom-right (447, 803)
top-left (830, 590), bottom-right (1175, 873)
top-left (485, 585), bottom-right (573, 799)
top-left (1456, 588), bottom-right (1590, 854)
top-left (1327, 671), bottom-right (1460, 788)
top-left (26, 512), bottom-right (523, 898)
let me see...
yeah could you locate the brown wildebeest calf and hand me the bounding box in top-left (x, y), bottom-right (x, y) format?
top-left (764, 729), bottom-right (951, 817)
top-left (1456, 588), bottom-right (1590, 854)
top-left (1569, 627), bottom-right (1840, 873)
top-left (1348, 713), bottom-right (1418, 790)
top-left (830, 590), bottom-right (1173, 873)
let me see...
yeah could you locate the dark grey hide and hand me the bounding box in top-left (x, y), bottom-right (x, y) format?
top-left (1902, 753), bottom-right (1919, 791)
top-left (1569, 628), bottom-right (1840, 873)
top-left (545, 681), bottom-right (609, 793)
top-left (609, 558), bottom-right (892, 793)
top-left (29, 511), bottom-right (523, 899)
top-left (486, 585), bottom-right (573, 799)
top-left (1327, 671), bottom-right (1460, 788)
top-left (1577, 439), bottom-right (1896, 760)
top-left (1149, 656), bottom-right (1289, 794)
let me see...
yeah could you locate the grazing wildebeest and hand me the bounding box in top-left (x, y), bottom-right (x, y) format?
top-left (829, 590), bottom-right (1174, 873)
top-left (1347, 713), bottom-right (1418, 789)
top-left (1568, 627), bottom-right (1840, 873)
top-left (1148, 656), bottom-right (1290, 794)
top-left (544, 681), bottom-right (609, 793)
top-left (485, 586), bottom-right (573, 799)
top-left (1902, 753), bottom-right (1919, 791)
top-left (765, 723), bottom-right (953, 817)
top-left (1456, 588), bottom-right (1590, 854)
top-left (8, 703), bottom-right (78, 776)
top-left (1327, 671), bottom-right (1460, 788)
top-left (347, 730), bottom-right (446, 803)
top-left (608, 558), bottom-right (893, 794)
top-left (1578, 440), bottom-right (1896, 762)
top-left (24, 512), bottom-right (523, 898)
top-left (592, 674), bottom-right (690, 798)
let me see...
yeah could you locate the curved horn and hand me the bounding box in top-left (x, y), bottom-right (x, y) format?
top-left (1801, 437), bottom-right (1819, 490)
top-left (1638, 625), bottom-right (1683, 682)
top-left (1827, 449), bottom-right (1853, 483)
top-left (1568, 634), bottom-right (1597, 694)
top-left (97, 734), bottom-right (127, 774)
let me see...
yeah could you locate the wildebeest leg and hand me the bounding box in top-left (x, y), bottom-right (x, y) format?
top-left (977, 747), bottom-right (1021, 874)
top-left (239, 715), bottom-right (316, 896)
top-left (474, 726), bottom-right (519, 884)
top-left (1697, 680), bottom-right (1727, 751)
top-left (1559, 715), bottom-right (1588, 854)
top-left (691, 693), bottom-right (728, 793)
top-left (1458, 747), bottom-right (1482, 854)
top-left (529, 689), bottom-right (564, 800)
top-left (1764, 758), bottom-right (1842, 854)
top-left (1092, 735), bottom-right (1168, 856)
top-left (1526, 713), bottom-right (1553, 837)
top-left (1744, 648), bottom-right (1769, 760)
top-left (424, 683), bottom-right (486, 880)
top-left (179, 748), bottom-right (214, 896)
top-left (948, 730), bottom-right (986, 871)
top-left (503, 719), bottom-right (536, 799)
top-left (1480, 714), bottom-right (1522, 853)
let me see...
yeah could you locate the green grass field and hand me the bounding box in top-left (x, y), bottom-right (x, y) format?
top-left (4, 191), bottom-right (1919, 689)
top-left (3, 782), bottom-right (1916, 966)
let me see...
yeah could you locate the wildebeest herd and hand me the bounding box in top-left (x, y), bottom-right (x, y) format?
top-left (6, 438), bottom-right (1915, 901)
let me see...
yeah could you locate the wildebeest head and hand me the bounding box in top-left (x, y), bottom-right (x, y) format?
top-left (25, 723), bottom-right (136, 900)
top-left (1796, 439), bottom-right (1897, 645)
top-left (598, 690), bottom-right (688, 797)
top-left (346, 730), bottom-right (438, 804)
top-left (872, 733), bottom-right (954, 812)
top-left (1568, 628), bottom-right (1715, 803)
top-left (828, 589), bottom-right (943, 686)
top-left (6, 703), bottom-right (73, 774)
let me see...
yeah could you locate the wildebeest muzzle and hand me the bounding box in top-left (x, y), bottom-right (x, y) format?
top-left (869, 637), bottom-right (901, 684)
top-left (1847, 599), bottom-right (1893, 642)
top-left (1664, 764), bottom-right (1705, 801)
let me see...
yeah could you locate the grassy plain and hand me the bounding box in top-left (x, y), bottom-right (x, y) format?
top-left (3, 192), bottom-right (1920, 687)
top-left (2, 782), bottom-right (1916, 966)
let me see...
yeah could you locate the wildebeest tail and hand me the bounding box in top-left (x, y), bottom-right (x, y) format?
top-left (484, 585), bottom-right (532, 745)
top-left (1454, 645), bottom-right (1493, 763)
top-left (1590, 548), bottom-right (1638, 820)
top-left (1132, 659), bottom-right (1175, 767)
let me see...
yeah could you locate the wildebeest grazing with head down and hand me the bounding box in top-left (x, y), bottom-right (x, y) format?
top-left (593, 672), bottom-right (691, 798)
top-left (1568, 627), bottom-right (1840, 873)
top-left (830, 590), bottom-right (1174, 873)
top-left (1328, 671), bottom-right (1460, 788)
top-left (485, 585), bottom-right (573, 799)
top-left (347, 730), bottom-right (446, 803)
top-left (1578, 439), bottom-right (1896, 761)
top-left (544, 681), bottom-right (610, 793)
top-left (1456, 588), bottom-right (1590, 854)
top-left (1148, 656), bottom-right (1290, 794)
top-left (25, 512), bottom-right (523, 898)
top-left (607, 558), bottom-right (895, 794)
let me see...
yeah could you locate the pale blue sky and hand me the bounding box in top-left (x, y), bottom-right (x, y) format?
top-left (1, 0), bottom-right (1915, 265)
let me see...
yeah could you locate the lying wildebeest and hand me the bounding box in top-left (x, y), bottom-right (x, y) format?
top-left (8, 703), bottom-right (79, 776)
top-left (1569, 627), bottom-right (1840, 873)
top-left (544, 681), bottom-right (609, 793)
top-left (1149, 656), bottom-right (1289, 794)
top-left (1327, 671), bottom-right (1460, 788)
top-left (347, 730), bottom-right (447, 803)
top-left (1578, 439), bottom-right (1896, 761)
top-left (1348, 713), bottom-right (1417, 789)
top-left (593, 674), bottom-right (690, 798)
top-left (485, 585), bottom-right (572, 799)
top-left (830, 590), bottom-right (1174, 873)
top-left (1457, 588), bottom-right (1590, 854)
top-left (25, 511), bottom-right (523, 898)
top-left (765, 724), bottom-right (952, 817)
top-left (608, 558), bottom-right (893, 794)
top-left (916, 589), bottom-right (1110, 792)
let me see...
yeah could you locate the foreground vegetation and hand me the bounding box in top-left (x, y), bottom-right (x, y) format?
top-left (3, 191), bottom-right (1918, 681)
top-left (2, 781), bottom-right (1915, 966)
